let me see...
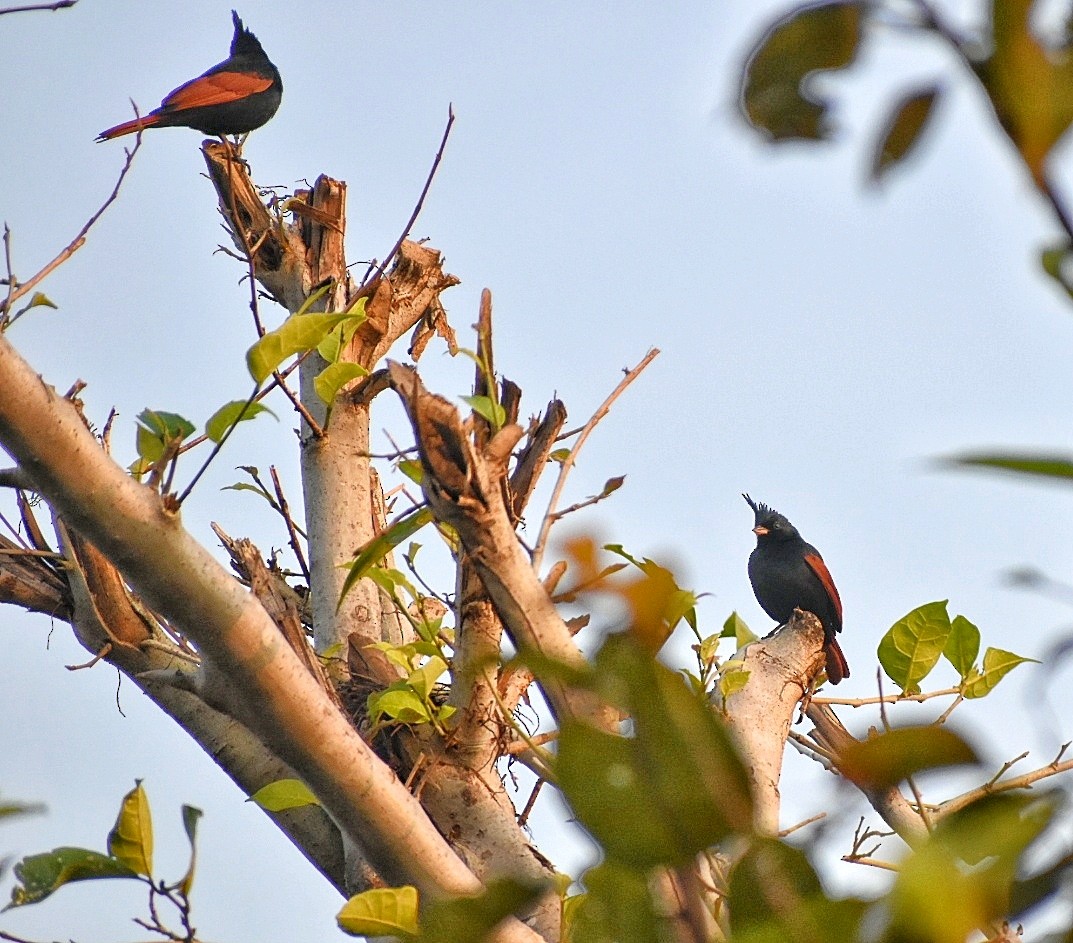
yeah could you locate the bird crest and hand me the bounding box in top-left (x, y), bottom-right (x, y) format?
top-left (742, 492), bottom-right (776, 523)
top-left (231, 11), bottom-right (266, 57)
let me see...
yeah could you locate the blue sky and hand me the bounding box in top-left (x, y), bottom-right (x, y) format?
top-left (4, 1), bottom-right (1073, 938)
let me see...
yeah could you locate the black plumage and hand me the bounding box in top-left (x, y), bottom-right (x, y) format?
top-left (97, 11), bottom-right (282, 141)
top-left (743, 494), bottom-right (850, 684)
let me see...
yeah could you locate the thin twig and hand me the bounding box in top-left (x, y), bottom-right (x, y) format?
top-left (0, 547), bottom-right (62, 558)
top-left (933, 692), bottom-right (964, 725)
top-left (0, 134), bottom-right (142, 319)
top-left (364, 105), bottom-right (455, 288)
top-left (503, 731), bottom-right (558, 755)
top-left (813, 685), bottom-right (961, 707)
top-left (270, 466), bottom-right (310, 582)
top-left (2, 225), bottom-right (14, 323)
top-left (788, 729), bottom-right (835, 767)
top-left (0, 509), bottom-right (31, 547)
top-left (139, 638), bottom-right (200, 664)
top-left (905, 773), bottom-right (933, 833)
top-left (548, 476), bottom-right (625, 522)
top-left (1040, 174), bottom-right (1073, 246)
top-left (778, 812), bottom-right (826, 837)
top-left (938, 752), bottom-right (1073, 818)
top-left (516, 778), bottom-right (544, 828)
top-left (65, 642), bottom-right (112, 671)
top-left (0, 0), bottom-right (76, 12)
top-left (531, 348), bottom-right (660, 570)
top-left (276, 365), bottom-right (324, 437)
top-left (842, 855), bottom-right (899, 873)
top-left (985, 751), bottom-right (1030, 789)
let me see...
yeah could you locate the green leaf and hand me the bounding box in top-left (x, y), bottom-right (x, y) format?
top-left (601, 545), bottom-right (699, 652)
top-left (558, 723), bottom-right (681, 868)
top-left (398, 459), bottom-right (424, 484)
top-left (339, 507), bottom-right (434, 608)
top-left (177, 805), bottom-right (202, 897)
top-left (870, 85), bottom-right (940, 182)
top-left (247, 312), bottom-right (354, 385)
top-left (317, 297), bottom-right (368, 362)
top-left (371, 639), bottom-right (422, 674)
top-left (460, 394), bottom-right (506, 429)
top-left (26, 292), bottom-right (58, 311)
top-left (974, 0), bottom-right (1073, 184)
top-left (948, 451), bottom-right (1073, 482)
top-left (943, 614), bottom-right (980, 679)
top-left (107, 781), bottom-right (153, 878)
top-left (420, 878), bottom-right (548, 943)
top-left (888, 792), bottom-right (1060, 942)
top-left (728, 839), bottom-right (872, 943)
top-left (557, 633), bottom-right (753, 868)
top-left (204, 399), bottom-right (275, 443)
top-left (368, 687), bottom-right (433, 725)
top-left (222, 480), bottom-right (274, 502)
top-left (137, 409), bottom-right (195, 440)
top-left (729, 838), bottom-right (820, 936)
top-left (665, 588), bottom-right (699, 633)
top-left (314, 361), bottom-right (369, 405)
top-left (5, 848), bottom-right (137, 909)
top-left (1009, 848), bottom-right (1073, 918)
top-left (838, 726), bottom-right (978, 789)
top-left (248, 779), bottom-right (320, 812)
top-left (337, 885), bottom-right (419, 937)
top-left (366, 568), bottom-right (423, 610)
top-left (722, 610), bottom-right (758, 646)
top-left (739, 1), bottom-right (863, 141)
top-left (600, 475), bottom-right (626, 497)
top-left (962, 647), bottom-right (1037, 698)
top-left (408, 656), bottom-right (449, 699)
top-left (135, 409), bottom-right (195, 462)
top-left (567, 863), bottom-right (662, 943)
top-left (878, 600), bottom-right (951, 694)
top-left (1041, 242), bottom-right (1073, 300)
top-left (0, 799), bottom-right (45, 820)
top-left (718, 663), bottom-right (751, 701)
top-left (696, 632), bottom-right (722, 666)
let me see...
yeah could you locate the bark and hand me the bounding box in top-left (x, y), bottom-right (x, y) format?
top-left (387, 361), bottom-right (617, 732)
top-left (0, 335), bottom-right (496, 905)
top-left (199, 149), bottom-right (556, 935)
top-left (717, 609), bottom-right (828, 834)
top-left (804, 702), bottom-right (929, 846)
top-left (0, 143), bottom-right (885, 941)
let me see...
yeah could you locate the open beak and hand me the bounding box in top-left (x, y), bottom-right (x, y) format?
top-left (752, 525), bottom-right (768, 536)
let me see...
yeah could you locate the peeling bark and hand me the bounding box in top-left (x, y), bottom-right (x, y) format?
top-left (388, 361), bottom-right (616, 732)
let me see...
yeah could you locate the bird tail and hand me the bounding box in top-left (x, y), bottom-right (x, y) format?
top-left (96, 113), bottom-right (162, 142)
top-left (824, 636), bottom-right (850, 685)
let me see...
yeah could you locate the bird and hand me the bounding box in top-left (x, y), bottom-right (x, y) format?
top-left (97, 11), bottom-right (282, 142)
top-left (743, 494), bottom-right (850, 685)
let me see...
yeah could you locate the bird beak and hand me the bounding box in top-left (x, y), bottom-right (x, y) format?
top-left (752, 525), bottom-right (768, 536)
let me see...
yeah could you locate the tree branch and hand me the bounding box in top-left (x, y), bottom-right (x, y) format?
top-left (715, 609), bottom-right (827, 834)
top-left (0, 332), bottom-right (504, 906)
top-left (388, 361), bottom-right (617, 730)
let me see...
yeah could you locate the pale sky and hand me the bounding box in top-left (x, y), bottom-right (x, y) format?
top-left (4, 1), bottom-right (1073, 939)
